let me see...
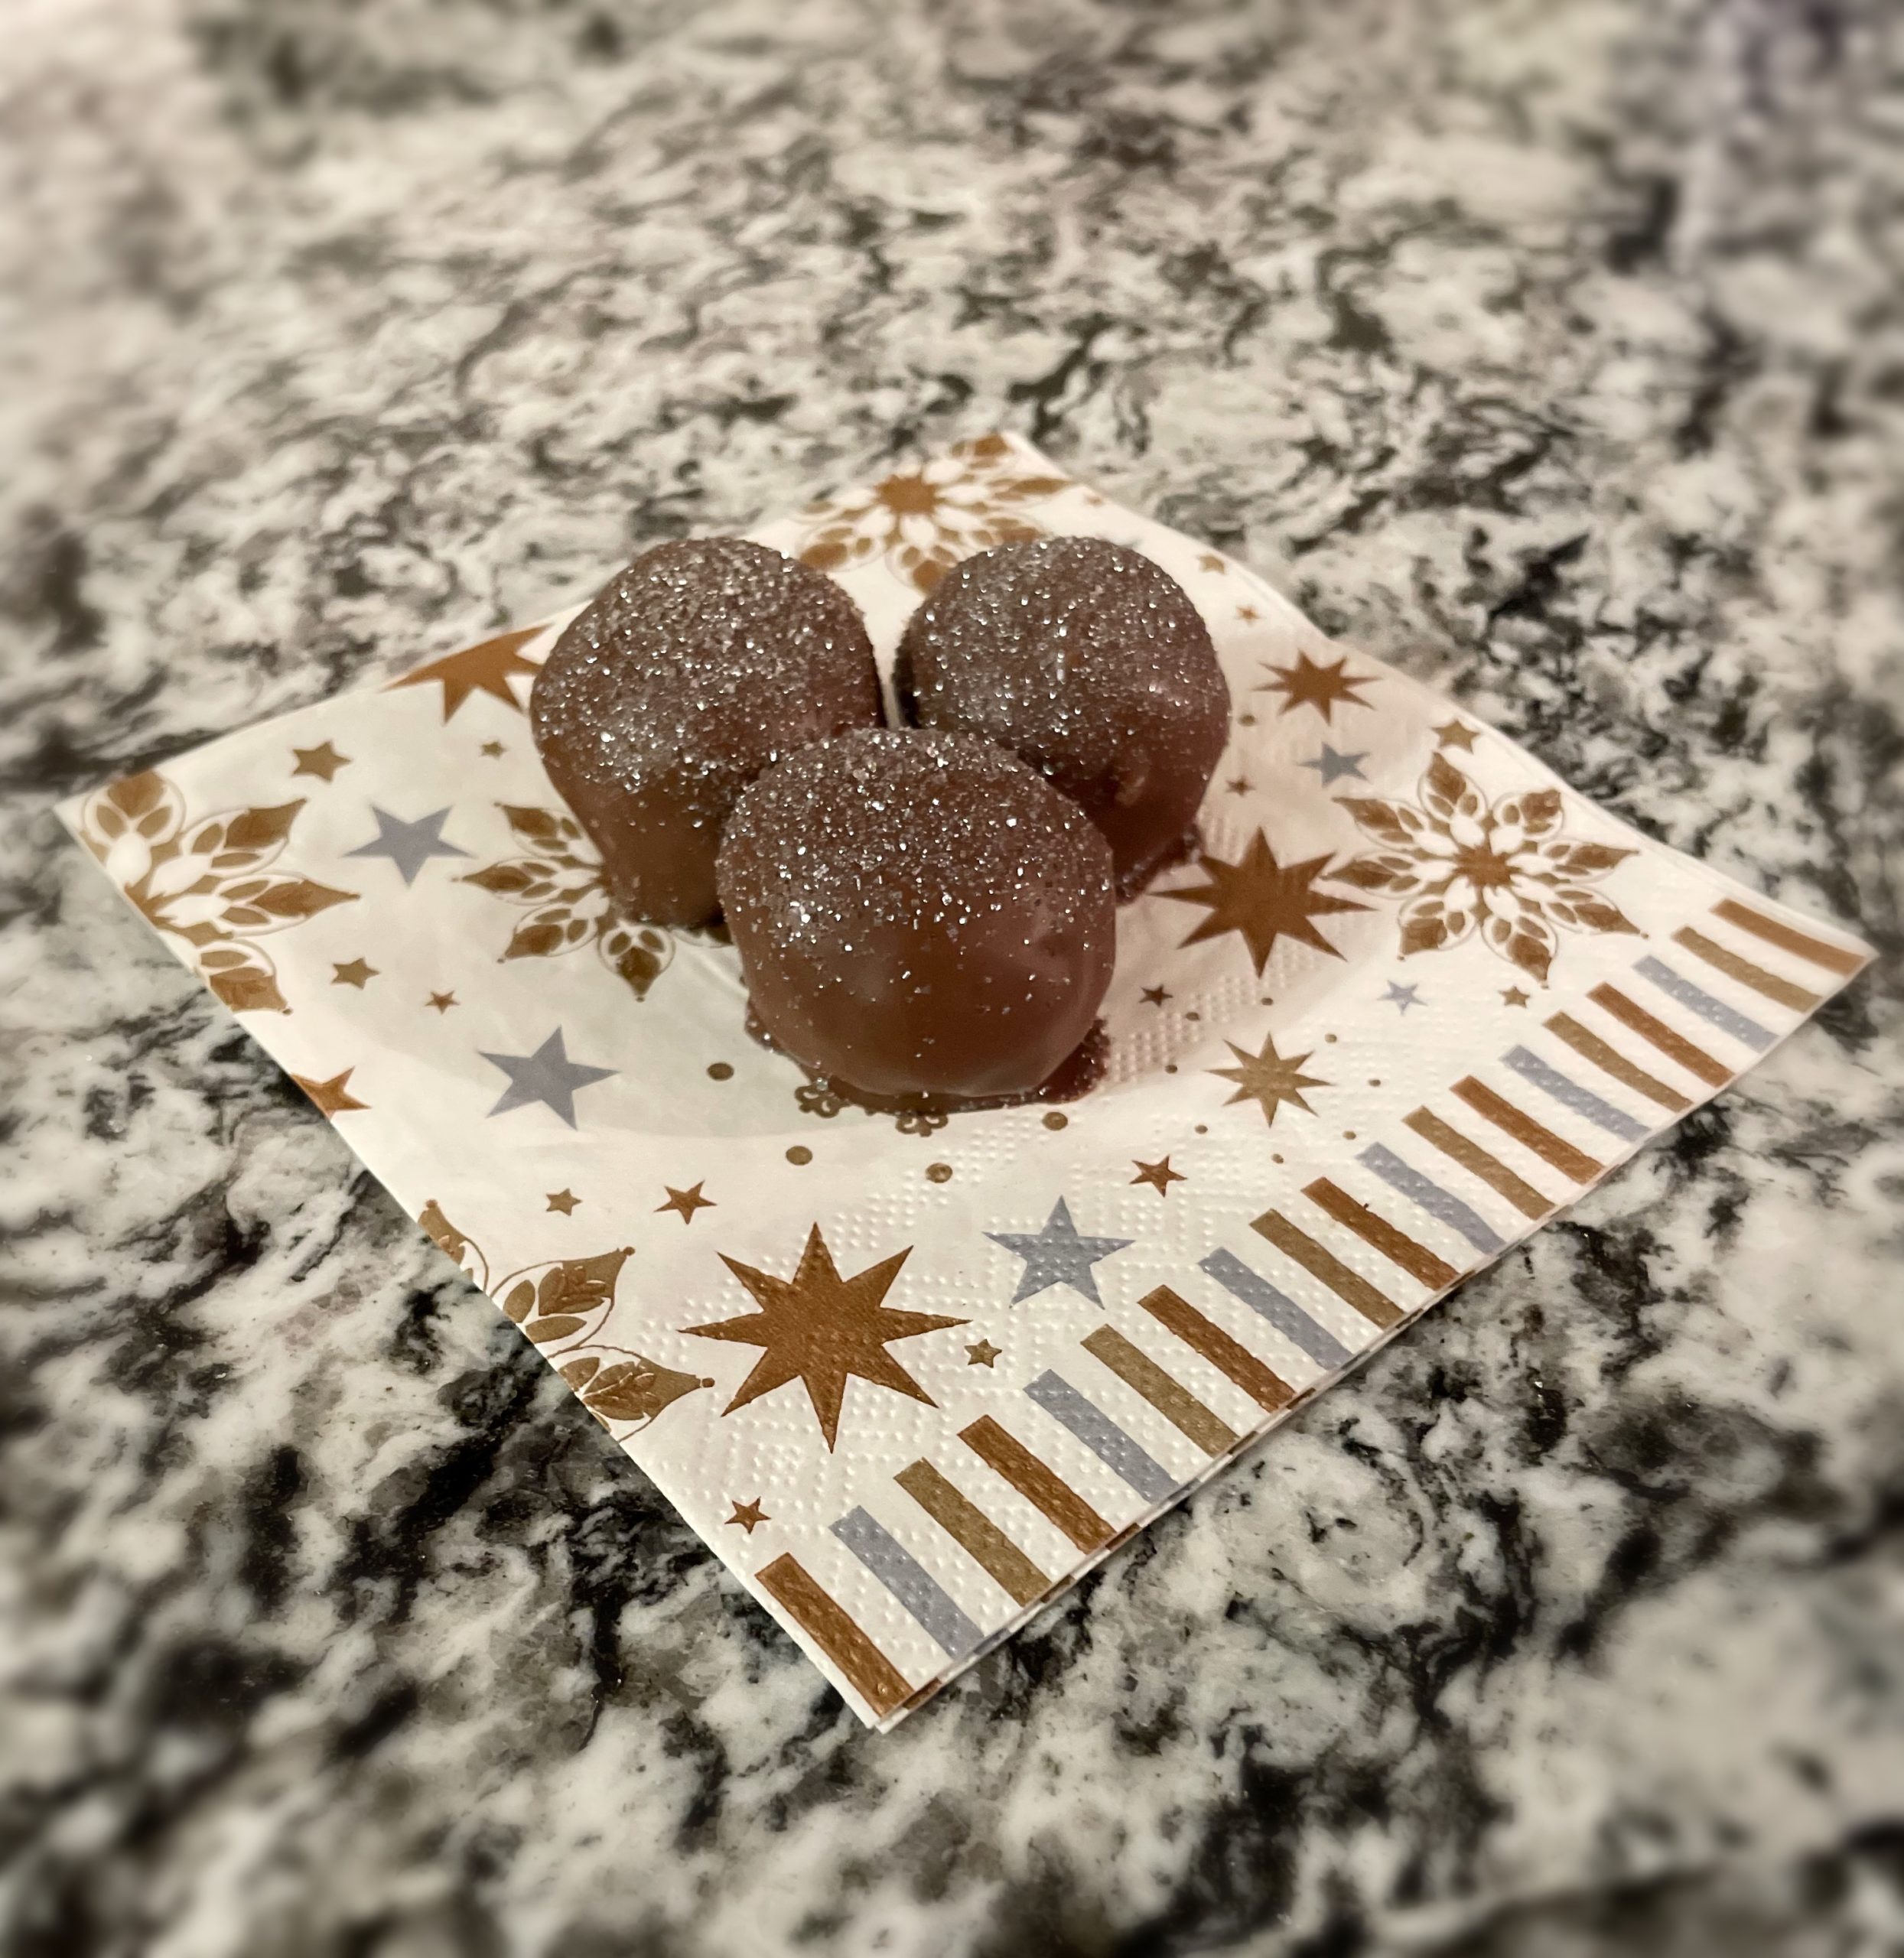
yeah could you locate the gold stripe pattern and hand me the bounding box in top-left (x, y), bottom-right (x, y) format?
top-left (1251, 1209), bottom-right (1404, 1329)
top-left (1452, 1077), bottom-right (1603, 1183)
top-left (1304, 1177), bottom-right (1460, 1290)
top-left (1711, 898), bottom-right (1865, 975)
top-left (1545, 1012), bottom-right (1689, 1111)
top-left (1081, 1325), bottom-right (1238, 1455)
top-left (959, 1416), bottom-right (1113, 1553)
top-left (1588, 982), bottom-right (1730, 1087)
top-left (1673, 925), bottom-right (1821, 1012)
top-left (757, 1553), bottom-right (910, 1717)
top-left (1403, 1107), bottom-right (1551, 1218)
top-left (895, 1460), bottom-right (1050, 1607)
top-left (1138, 1285), bottom-right (1294, 1413)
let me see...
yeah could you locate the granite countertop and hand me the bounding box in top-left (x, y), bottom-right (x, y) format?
top-left (4, 2), bottom-right (1900, 1953)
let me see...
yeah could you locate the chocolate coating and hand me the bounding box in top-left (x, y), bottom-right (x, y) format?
top-left (531, 538), bottom-right (880, 926)
top-left (718, 730), bottom-right (1116, 1103)
top-left (896, 537), bottom-right (1230, 894)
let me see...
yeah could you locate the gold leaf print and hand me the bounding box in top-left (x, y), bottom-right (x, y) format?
top-left (414, 1213), bottom-right (705, 1433)
top-left (461, 805), bottom-right (675, 999)
top-left (419, 1199), bottom-right (472, 1267)
top-left (797, 432), bottom-right (1074, 594)
top-left (577, 1356), bottom-right (711, 1428)
top-left (77, 773), bottom-right (356, 1013)
top-left (1337, 755), bottom-right (1639, 984)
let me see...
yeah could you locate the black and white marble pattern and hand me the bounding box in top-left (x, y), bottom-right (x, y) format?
top-left (4, 1), bottom-right (1901, 1952)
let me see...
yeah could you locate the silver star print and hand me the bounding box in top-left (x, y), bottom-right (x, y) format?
top-left (1300, 745), bottom-right (1369, 786)
top-left (1383, 981), bottom-right (1423, 1013)
top-left (346, 805), bottom-right (470, 885)
top-left (479, 1027), bottom-right (616, 1127)
top-left (988, 1198), bottom-right (1132, 1306)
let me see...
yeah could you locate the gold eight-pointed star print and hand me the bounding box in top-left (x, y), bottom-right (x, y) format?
top-left (1210, 1034), bottom-right (1328, 1127)
top-left (1162, 831), bottom-right (1369, 975)
top-left (391, 627), bottom-right (542, 720)
top-left (684, 1226), bottom-right (965, 1450)
top-left (1257, 651), bottom-right (1375, 724)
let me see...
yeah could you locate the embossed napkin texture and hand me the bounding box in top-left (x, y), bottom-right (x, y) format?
top-left (63, 434), bottom-right (1872, 1728)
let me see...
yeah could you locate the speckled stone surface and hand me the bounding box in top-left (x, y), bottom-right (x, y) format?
top-left (3, 3), bottom-right (1901, 1954)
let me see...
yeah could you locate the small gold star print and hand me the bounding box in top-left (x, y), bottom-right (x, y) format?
top-left (1141, 985), bottom-right (1172, 1007)
top-left (426, 991), bottom-right (457, 1013)
top-left (480, 740), bottom-right (505, 757)
top-left (1209, 1034), bottom-right (1328, 1127)
top-left (1225, 776), bottom-right (1251, 795)
top-left (966, 1339), bottom-right (1002, 1368)
top-left (1237, 604), bottom-right (1260, 622)
top-left (1131, 1156), bottom-right (1186, 1196)
top-left (727, 1498), bottom-right (769, 1534)
top-left (1198, 552), bottom-right (1226, 574)
top-left (291, 741), bottom-right (350, 782)
top-left (1258, 652), bottom-right (1376, 724)
top-left (1502, 986), bottom-right (1531, 1007)
top-left (330, 958), bottom-right (376, 989)
top-left (293, 1068), bottom-right (369, 1116)
top-left (1435, 720), bottom-right (1479, 751)
top-left (657, 1182), bottom-right (716, 1223)
top-left (546, 1189), bottom-right (581, 1215)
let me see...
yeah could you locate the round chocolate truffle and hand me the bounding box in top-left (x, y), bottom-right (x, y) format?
top-left (531, 538), bottom-right (881, 927)
top-left (718, 730), bottom-right (1116, 1104)
top-left (896, 537), bottom-right (1230, 894)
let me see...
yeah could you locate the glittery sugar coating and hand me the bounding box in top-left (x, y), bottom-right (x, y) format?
top-left (896, 537), bottom-right (1230, 895)
top-left (531, 538), bottom-right (881, 926)
top-left (718, 730), bottom-right (1116, 1102)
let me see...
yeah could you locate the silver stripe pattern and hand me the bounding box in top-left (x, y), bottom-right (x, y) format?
top-left (1357, 1142), bottom-right (1505, 1254)
top-left (1635, 955), bottom-right (1774, 1050)
top-left (1502, 1046), bottom-right (1649, 1142)
top-left (831, 1507), bottom-right (984, 1657)
top-left (1024, 1372), bottom-right (1178, 1504)
top-left (1198, 1247), bottom-right (1354, 1369)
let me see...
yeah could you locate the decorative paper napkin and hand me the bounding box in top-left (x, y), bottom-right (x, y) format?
top-left (63, 434), bottom-right (1872, 1728)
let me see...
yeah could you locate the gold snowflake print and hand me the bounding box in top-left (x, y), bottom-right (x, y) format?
top-left (76, 772), bottom-right (355, 1014)
top-left (797, 433), bottom-right (1072, 593)
top-left (1334, 752), bottom-right (1639, 984)
top-left (461, 805), bottom-right (674, 999)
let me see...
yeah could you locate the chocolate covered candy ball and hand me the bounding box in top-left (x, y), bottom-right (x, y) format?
top-left (531, 538), bottom-right (881, 927)
top-left (718, 730), bottom-right (1115, 1103)
top-left (896, 537), bottom-right (1230, 894)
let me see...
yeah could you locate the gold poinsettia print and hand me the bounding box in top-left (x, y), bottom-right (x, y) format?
top-left (77, 772), bottom-right (354, 1013)
top-left (418, 1201), bottom-right (711, 1433)
top-left (461, 804), bottom-right (675, 999)
top-left (1333, 752), bottom-right (1639, 983)
top-left (797, 432), bottom-right (1072, 593)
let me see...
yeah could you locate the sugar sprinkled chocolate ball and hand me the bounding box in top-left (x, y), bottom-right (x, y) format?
top-left (896, 537), bottom-right (1230, 894)
top-left (717, 730), bottom-right (1115, 1103)
top-left (531, 538), bottom-right (880, 927)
